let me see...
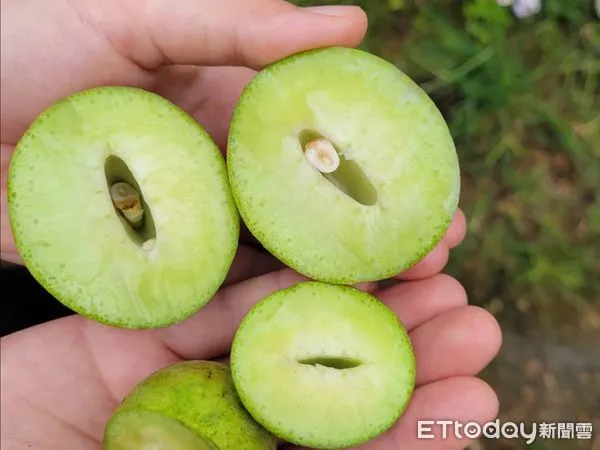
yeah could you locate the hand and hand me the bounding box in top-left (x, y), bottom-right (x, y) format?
top-left (1, 261), bottom-right (501, 450)
top-left (1, 1), bottom-right (501, 448)
top-left (0, 0), bottom-right (467, 285)
top-left (1, 0), bottom-right (370, 264)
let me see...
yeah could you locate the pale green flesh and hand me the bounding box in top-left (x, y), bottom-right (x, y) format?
top-left (230, 282), bottom-right (416, 449)
top-left (8, 87), bottom-right (239, 328)
top-left (104, 410), bottom-right (217, 450)
top-left (106, 361), bottom-right (277, 450)
top-left (228, 47), bottom-right (460, 284)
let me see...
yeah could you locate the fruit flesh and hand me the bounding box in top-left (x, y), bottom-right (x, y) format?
top-left (103, 361), bottom-right (277, 450)
top-left (7, 87), bottom-right (239, 328)
top-left (227, 47), bottom-right (460, 284)
top-left (103, 410), bottom-right (218, 450)
top-left (230, 282), bottom-right (416, 449)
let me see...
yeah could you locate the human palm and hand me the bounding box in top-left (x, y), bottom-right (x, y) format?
top-left (0, 0), bottom-right (368, 263)
top-left (2, 267), bottom-right (502, 450)
top-left (1, 0), bottom-right (501, 448)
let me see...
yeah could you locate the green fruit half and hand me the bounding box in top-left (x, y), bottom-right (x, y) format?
top-left (103, 360), bottom-right (277, 450)
top-left (227, 47), bottom-right (460, 284)
top-left (7, 86), bottom-right (239, 328)
top-left (230, 281), bottom-right (416, 449)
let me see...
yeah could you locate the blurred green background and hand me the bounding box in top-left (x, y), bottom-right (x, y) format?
top-left (290, 0), bottom-right (599, 449)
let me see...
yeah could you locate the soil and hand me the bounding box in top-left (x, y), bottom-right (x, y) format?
top-left (471, 296), bottom-right (600, 449)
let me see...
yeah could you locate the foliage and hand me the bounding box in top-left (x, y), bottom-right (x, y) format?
top-left (288, 3), bottom-right (600, 447)
top-left (291, 0), bottom-right (600, 315)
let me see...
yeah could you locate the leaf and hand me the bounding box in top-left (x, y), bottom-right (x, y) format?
top-left (387, 0), bottom-right (406, 11)
top-left (463, 0), bottom-right (515, 44)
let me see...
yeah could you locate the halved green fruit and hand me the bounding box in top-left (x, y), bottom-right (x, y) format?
top-left (230, 281), bottom-right (416, 449)
top-left (103, 410), bottom-right (217, 450)
top-left (227, 46), bottom-right (460, 284)
top-left (103, 361), bottom-right (277, 450)
top-left (7, 86), bottom-right (239, 328)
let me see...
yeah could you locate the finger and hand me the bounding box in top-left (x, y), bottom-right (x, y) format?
top-left (117, 0), bottom-right (368, 70)
top-left (367, 377), bottom-right (499, 450)
top-left (377, 377), bottom-right (500, 450)
top-left (150, 65), bottom-right (257, 150)
top-left (352, 281), bottom-right (379, 293)
top-left (394, 208), bottom-right (466, 280)
top-left (444, 208), bottom-right (467, 249)
top-left (156, 272), bottom-right (458, 361)
top-left (156, 267), bottom-right (377, 361)
top-left (283, 377), bottom-right (499, 450)
top-left (376, 274), bottom-right (468, 331)
top-left (223, 244), bottom-right (285, 286)
top-left (189, 66), bottom-right (255, 151)
top-left (0, 143), bottom-right (21, 264)
top-left (396, 242), bottom-right (450, 281)
top-left (155, 268), bottom-right (306, 360)
top-left (410, 306), bottom-right (502, 387)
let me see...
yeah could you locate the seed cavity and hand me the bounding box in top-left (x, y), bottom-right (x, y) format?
top-left (298, 356), bottom-right (363, 370)
top-left (104, 155), bottom-right (156, 249)
top-left (299, 129), bottom-right (378, 206)
top-left (109, 182), bottom-right (144, 228)
top-left (304, 138), bottom-right (340, 173)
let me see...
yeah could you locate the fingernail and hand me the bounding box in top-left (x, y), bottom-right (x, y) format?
top-left (303, 5), bottom-right (363, 18)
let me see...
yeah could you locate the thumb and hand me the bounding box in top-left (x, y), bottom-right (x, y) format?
top-left (121, 0), bottom-right (368, 69)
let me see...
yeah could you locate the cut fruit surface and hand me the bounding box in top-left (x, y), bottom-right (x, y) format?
top-left (103, 361), bottom-right (277, 450)
top-left (227, 46), bottom-right (460, 284)
top-left (230, 281), bottom-right (416, 449)
top-left (103, 410), bottom-right (218, 450)
top-left (7, 86), bottom-right (239, 328)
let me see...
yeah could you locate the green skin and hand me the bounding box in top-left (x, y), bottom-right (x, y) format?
top-left (230, 281), bottom-right (416, 449)
top-left (103, 361), bottom-right (277, 450)
top-left (7, 86), bottom-right (239, 329)
top-left (227, 46), bottom-right (461, 285)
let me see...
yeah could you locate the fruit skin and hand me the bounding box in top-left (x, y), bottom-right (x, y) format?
top-left (103, 360), bottom-right (277, 450)
top-left (230, 281), bottom-right (416, 449)
top-left (227, 46), bottom-right (460, 285)
top-left (7, 86), bottom-right (239, 329)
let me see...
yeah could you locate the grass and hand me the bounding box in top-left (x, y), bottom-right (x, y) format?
top-left (291, 1), bottom-right (600, 448)
top-left (292, 0), bottom-right (599, 314)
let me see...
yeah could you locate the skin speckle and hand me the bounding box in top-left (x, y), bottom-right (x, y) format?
top-left (227, 47), bottom-right (459, 285)
top-left (230, 281), bottom-right (415, 448)
top-left (105, 361), bottom-right (276, 449)
top-left (7, 85), bottom-right (240, 329)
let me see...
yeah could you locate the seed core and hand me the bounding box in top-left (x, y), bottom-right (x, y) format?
top-left (304, 138), bottom-right (340, 173)
top-left (110, 181), bottom-right (144, 228)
